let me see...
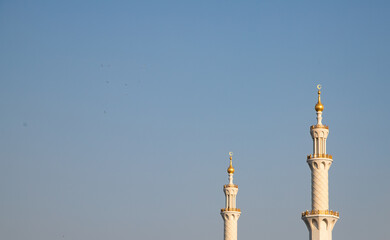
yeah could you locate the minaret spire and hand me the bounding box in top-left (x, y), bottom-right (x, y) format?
top-left (227, 152), bottom-right (235, 185)
top-left (315, 84), bottom-right (324, 125)
top-left (302, 86), bottom-right (339, 240)
top-left (221, 152), bottom-right (241, 240)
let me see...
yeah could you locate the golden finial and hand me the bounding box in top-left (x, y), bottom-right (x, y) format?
top-left (227, 152), bottom-right (235, 174)
top-left (315, 84), bottom-right (324, 112)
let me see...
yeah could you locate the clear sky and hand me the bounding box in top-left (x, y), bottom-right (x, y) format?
top-left (1, 1), bottom-right (389, 240)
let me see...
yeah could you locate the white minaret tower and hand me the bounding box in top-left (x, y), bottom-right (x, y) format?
top-left (302, 85), bottom-right (340, 240)
top-left (221, 152), bottom-right (241, 240)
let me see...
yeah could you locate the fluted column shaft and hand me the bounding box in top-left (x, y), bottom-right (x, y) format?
top-left (309, 159), bottom-right (331, 210)
top-left (222, 212), bottom-right (240, 240)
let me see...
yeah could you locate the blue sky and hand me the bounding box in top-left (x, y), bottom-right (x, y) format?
top-left (1, 1), bottom-right (389, 239)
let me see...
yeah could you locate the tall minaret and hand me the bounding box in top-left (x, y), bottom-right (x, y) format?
top-left (221, 152), bottom-right (241, 240)
top-left (302, 85), bottom-right (339, 240)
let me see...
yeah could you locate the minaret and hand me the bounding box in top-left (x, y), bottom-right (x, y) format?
top-left (302, 85), bottom-right (339, 240)
top-left (221, 152), bottom-right (241, 240)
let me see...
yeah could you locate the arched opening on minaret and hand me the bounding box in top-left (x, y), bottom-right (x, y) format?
top-left (321, 219), bottom-right (328, 230)
top-left (312, 219), bottom-right (319, 230)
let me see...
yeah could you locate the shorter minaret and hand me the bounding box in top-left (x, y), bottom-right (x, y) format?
top-left (302, 85), bottom-right (339, 240)
top-left (221, 152), bottom-right (241, 240)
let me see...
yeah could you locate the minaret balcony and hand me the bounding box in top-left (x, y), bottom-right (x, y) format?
top-left (221, 208), bottom-right (241, 212)
top-left (310, 125), bottom-right (329, 130)
top-left (224, 184), bottom-right (238, 188)
top-left (307, 154), bottom-right (332, 160)
top-left (301, 210), bottom-right (339, 217)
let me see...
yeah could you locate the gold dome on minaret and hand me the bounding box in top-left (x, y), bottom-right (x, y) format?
top-left (227, 152), bottom-right (235, 174)
top-left (227, 157), bottom-right (235, 174)
top-left (315, 85), bottom-right (324, 112)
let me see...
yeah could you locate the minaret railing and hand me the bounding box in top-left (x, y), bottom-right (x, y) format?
top-left (310, 125), bottom-right (329, 129)
top-left (302, 210), bottom-right (339, 217)
top-left (307, 154), bottom-right (333, 159)
top-left (221, 208), bottom-right (241, 212)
